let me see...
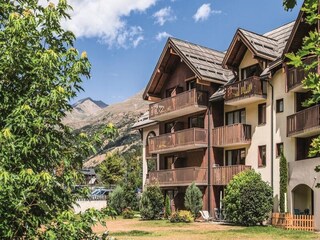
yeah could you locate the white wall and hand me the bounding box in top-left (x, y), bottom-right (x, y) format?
top-left (73, 200), bottom-right (107, 214)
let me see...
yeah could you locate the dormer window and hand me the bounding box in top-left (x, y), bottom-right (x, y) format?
top-left (240, 64), bottom-right (262, 80)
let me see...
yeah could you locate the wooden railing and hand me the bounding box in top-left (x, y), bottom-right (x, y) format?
top-left (272, 213), bottom-right (314, 232)
top-left (212, 165), bottom-right (251, 185)
top-left (148, 128), bottom-right (207, 153)
top-left (212, 124), bottom-right (251, 147)
top-left (148, 167), bottom-right (207, 186)
top-left (225, 76), bottom-right (267, 102)
top-left (287, 57), bottom-right (316, 91)
top-left (149, 89), bottom-right (208, 119)
top-left (287, 105), bottom-right (320, 137)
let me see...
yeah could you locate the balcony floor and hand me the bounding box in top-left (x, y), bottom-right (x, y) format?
top-left (150, 105), bottom-right (207, 121)
top-left (288, 126), bottom-right (320, 138)
top-left (225, 95), bottom-right (266, 106)
top-left (213, 141), bottom-right (251, 148)
top-left (149, 143), bottom-right (207, 154)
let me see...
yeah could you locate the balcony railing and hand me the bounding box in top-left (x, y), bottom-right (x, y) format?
top-left (287, 104), bottom-right (320, 137)
top-left (148, 128), bottom-right (207, 154)
top-left (287, 57), bottom-right (316, 92)
top-left (212, 165), bottom-right (251, 185)
top-left (225, 76), bottom-right (267, 103)
top-left (149, 89), bottom-right (207, 120)
top-left (148, 167), bottom-right (208, 186)
top-left (212, 124), bottom-right (251, 147)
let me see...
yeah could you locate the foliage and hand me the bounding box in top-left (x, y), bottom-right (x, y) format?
top-left (165, 195), bottom-right (171, 219)
top-left (122, 207), bottom-right (134, 219)
top-left (97, 152), bottom-right (125, 186)
top-left (101, 206), bottom-right (117, 220)
top-left (223, 170), bottom-right (273, 226)
top-left (284, 0), bottom-right (320, 188)
top-left (108, 185), bottom-right (126, 215)
top-left (184, 182), bottom-right (203, 219)
top-left (169, 210), bottom-right (193, 223)
top-left (0, 0), bottom-right (117, 238)
top-left (279, 153), bottom-right (288, 213)
top-left (140, 185), bottom-right (164, 220)
top-left (283, 0), bottom-right (297, 10)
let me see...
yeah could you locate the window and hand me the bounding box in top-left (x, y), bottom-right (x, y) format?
top-left (165, 156), bottom-right (174, 169)
top-left (240, 64), bottom-right (262, 80)
top-left (258, 145), bottom-right (267, 167)
top-left (187, 80), bottom-right (196, 90)
top-left (189, 115), bottom-right (205, 128)
top-left (258, 103), bottom-right (266, 125)
top-left (276, 99), bottom-right (284, 113)
top-left (165, 122), bottom-right (174, 133)
top-left (276, 143), bottom-right (284, 157)
top-left (225, 149), bottom-right (246, 166)
top-left (225, 109), bottom-right (246, 125)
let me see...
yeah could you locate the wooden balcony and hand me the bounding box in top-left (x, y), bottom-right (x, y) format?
top-left (145, 148), bottom-right (156, 159)
top-left (224, 76), bottom-right (267, 106)
top-left (287, 105), bottom-right (320, 137)
top-left (286, 57), bottom-right (316, 92)
top-left (149, 89), bottom-right (208, 121)
top-left (148, 167), bottom-right (208, 187)
top-left (212, 165), bottom-right (251, 185)
top-left (212, 124), bottom-right (251, 147)
top-left (148, 128), bottom-right (208, 154)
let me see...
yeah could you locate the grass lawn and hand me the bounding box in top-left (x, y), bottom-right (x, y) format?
top-left (93, 217), bottom-right (319, 240)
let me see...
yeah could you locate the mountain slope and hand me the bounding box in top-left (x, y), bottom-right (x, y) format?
top-left (63, 90), bottom-right (148, 168)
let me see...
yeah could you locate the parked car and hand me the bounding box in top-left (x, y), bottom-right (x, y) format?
top-left (90, 188), bottom-right (112, 200)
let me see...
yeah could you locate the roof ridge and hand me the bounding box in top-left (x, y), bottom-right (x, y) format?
top-left (263, 21), bottom-right (295, 36)
top-left (169, 37), bottom-right (226, 55)
top-left (238, 28), bottom-right (278, 42)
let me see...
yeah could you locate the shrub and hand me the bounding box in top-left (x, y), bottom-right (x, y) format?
top-left (279, 152), bottom-right (288, 213)
top-left (184, 182), bottom-right (203, 219)
top-left (108, 186), bottom-right (126, 215)
top-left (140, 185), bottom-right (164, 220)
top-left (165, 195), bottom-right (171, 219)
top-left (101, 206), bottom-right (117, 219)
top-left (223, 170), bottom-right (273, 226)
top-left (169, 210), bottom-right (193, 223)
top-left (122, 207), bottom-right (134, 219)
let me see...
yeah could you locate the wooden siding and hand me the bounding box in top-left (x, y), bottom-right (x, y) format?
top-left (212, 124), bottom-right (251, 147)
top-left (225, 76), bottom-right (266, 102)
top-left (148, 167), bottom-right (207, 186)
top-left (148, 128), bottom-right (207, 153)
top-left (212, 165), bottom-right (251, 185)
top-left (287, 105), bottom-right (320, 137)
top-left (149, 89), bottom-right (208, 119)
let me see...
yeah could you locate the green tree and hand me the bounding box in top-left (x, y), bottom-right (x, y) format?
top-left (283, 0), bottom-right (320, 188)
top-left (279, 152), bottom-right (288, 213)
top-left (98, 152), bottom-right (125, 186)
top-left (140, 185), bottom-right (164, 220)
top-left (223, 170), bottom-right (273, 226)
top-left (184, 182), bottom-right (203, 219)
top-left (108, 185), bottom-right (126, 215)
top-left (165, 195), bottom-right (171, 219)
top-left (0, 0), bottom-right (116, 238)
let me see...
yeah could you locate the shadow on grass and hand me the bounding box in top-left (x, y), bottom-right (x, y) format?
top-left (112, 230), bottom-right (152, 237)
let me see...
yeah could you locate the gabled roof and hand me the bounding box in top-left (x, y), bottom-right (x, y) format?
top-left (223, 22), bottom-right (295, 69)
top-left (143, 37), bottom-right (233, 100)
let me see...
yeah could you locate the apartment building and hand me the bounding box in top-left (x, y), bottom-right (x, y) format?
top-left (133, 5), bottom-right (320, 230)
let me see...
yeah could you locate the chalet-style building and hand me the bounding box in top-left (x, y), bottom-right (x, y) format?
top-left (133, 4), bottom-right (320, 230)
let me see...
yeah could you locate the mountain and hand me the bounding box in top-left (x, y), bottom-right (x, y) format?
top-left (72, 97), bottom-right (108, 109)
top-left (63, 90), bottom-right (149, 168)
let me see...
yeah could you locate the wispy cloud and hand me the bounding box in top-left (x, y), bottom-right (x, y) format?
top-left (153, 6), bottom-right (176, 26)
top-left (193, 3), bottom-right (221, 22)
top-left (155, 31), bottom-right (172, 41)
top-left (39, 0), bottom-right (157, 48)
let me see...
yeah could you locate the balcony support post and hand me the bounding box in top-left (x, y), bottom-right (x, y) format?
top-left (207, 102), bottom-right (211, 214)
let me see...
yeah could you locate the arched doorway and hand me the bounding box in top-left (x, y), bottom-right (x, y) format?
top-left (292, 184), bottom-right (314, 215)
top-left (146, 131), bottom-right (157, 172)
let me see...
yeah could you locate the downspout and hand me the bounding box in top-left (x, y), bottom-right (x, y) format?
top-left (266, 78), bottom-right (274, 195)
top-left (207, 101), bottom-right (211, 214)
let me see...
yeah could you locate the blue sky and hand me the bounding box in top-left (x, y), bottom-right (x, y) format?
top-left (61, 0), bottom-right (303, 105)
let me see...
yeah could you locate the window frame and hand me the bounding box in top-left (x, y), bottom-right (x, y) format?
top-left (258, 103), bottom-right (267, 125)
top-left (189, 114), bottom-right (205, 129)
top-left (225, 148), bottom-right (246, 166)
top-left (276, 142), bottom-right (284, 157)
top-left (225, 108), bottom-right (246, 125)
top-left (276, 99), bottom-right (284, 113)
top-left (258, 145), bottom-right (267, 168)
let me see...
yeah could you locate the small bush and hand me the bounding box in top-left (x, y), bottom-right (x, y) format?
top-left (223, 170), bottom-right (273, 226)
top-left (169, 210), bottom-right (193, 223)
top-left (184, 182), bottom-right (203, 219)
top-left (140, 185), bottom-right (164, 220)
top-left (108, 186), bottom-right (126, 215)
top-left (101, 206), bottom-right (117, 219)
top-left (164, 195), bottom-right (171, 219)
top-left (122, 207), bottom-right (134, 219)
